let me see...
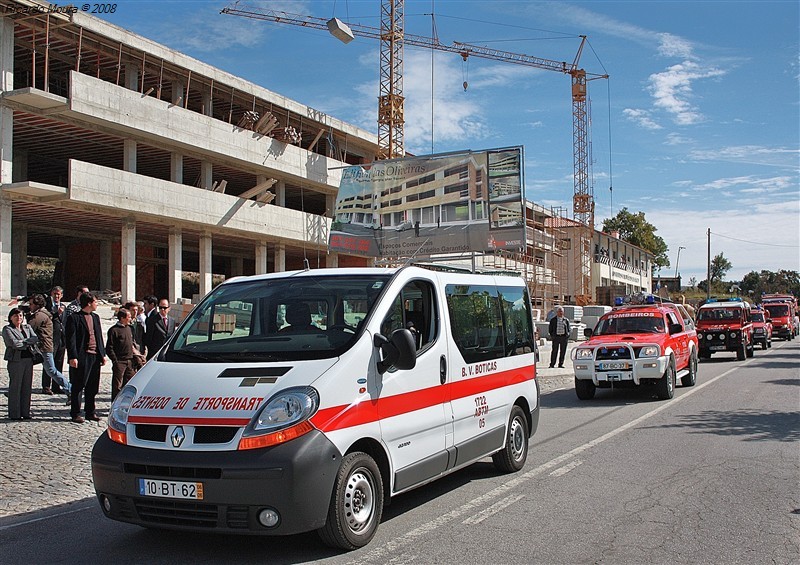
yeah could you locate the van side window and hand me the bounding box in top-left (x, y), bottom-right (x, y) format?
top-left (446, 284), bottom-right (535, 363)
top-left (380, 280), bottom-right (437, 352)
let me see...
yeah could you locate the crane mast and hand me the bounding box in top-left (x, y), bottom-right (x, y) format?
top-left (221, 1), bottom-right (607, 303)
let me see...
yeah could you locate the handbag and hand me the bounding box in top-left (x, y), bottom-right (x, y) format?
top-left (29, 343), bottom-right (44, 365)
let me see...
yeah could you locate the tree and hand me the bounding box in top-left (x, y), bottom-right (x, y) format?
top-left (709, 253), bottom-right (732, 286)
top-left (602, 208), bottom-right (669, 270)
top-left (740, 269), bottom-right (800, 299)
top-left (689, 276), bottom-right (697, 290)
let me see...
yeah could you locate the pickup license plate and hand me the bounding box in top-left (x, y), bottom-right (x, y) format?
top-left (599, 362), bottom-right (629, 370)
top-left (138, 478), bottom-right (204, 500)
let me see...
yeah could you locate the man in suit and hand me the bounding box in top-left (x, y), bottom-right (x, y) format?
top-left (145, 298), bottom-right (176, 360)
top-left (64, 292), bottom-right (106, 423)
top-left (548, 306), bottom-right (570, 369)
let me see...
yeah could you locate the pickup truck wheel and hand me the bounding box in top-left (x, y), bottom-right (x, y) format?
top-left (736, 343), bottom-right (746, 361)
top-left (575, 378), bottom-right (596, 400)
top-left (318, 452), bottom-right (383, 550)
top-left (767, 338), bottom-right (772, 348)
top-left (492, 406), bottom-right (529, 473)
top-left (681, 351), bottom-right (697, 387)
top-left (761, 340), bottom-right (768, 350)
top-left (656, 360), bottom-right (676, 400)
top-left (746, 341), bottom-right (754, 358)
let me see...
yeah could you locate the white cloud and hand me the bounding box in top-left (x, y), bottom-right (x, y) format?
top-left (647, 61), bottom-right (726, 125)
top-left (657, 33), bottom-right (695, 59)
top-left (664, 133), bottom-right (693, 146)
top-left (623, 108), bottom-right (662, 130)
top-left (689, 145), bottom-right (800, 168)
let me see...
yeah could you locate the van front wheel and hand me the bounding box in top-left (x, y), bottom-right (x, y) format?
top-left (318, 452), bottom-right (383, 550)
top-left (492, 406), bottom-right (529, 473)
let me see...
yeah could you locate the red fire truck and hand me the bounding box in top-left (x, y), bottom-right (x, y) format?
top-left (761, 294), bottom-right (797, 341)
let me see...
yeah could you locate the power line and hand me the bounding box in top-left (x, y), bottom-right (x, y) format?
top-left (711, 231), bottom-right (800, 248)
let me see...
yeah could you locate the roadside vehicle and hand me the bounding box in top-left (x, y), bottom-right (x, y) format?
top-left (749, 307), bottom-right (772, 350)
top-left (695, 298), bottom-right (754, 360)
top-left (761, 294), bottom-right (797, 341)
top-left (394, 220), bottom-right (414, 231)
top-left (571, 294), bottom-right (699, 401)
top-left (91, 266), bottom-right (539, 550)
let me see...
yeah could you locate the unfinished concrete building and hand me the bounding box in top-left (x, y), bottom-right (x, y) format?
top-left (0, 0), bottom-right (378, 302)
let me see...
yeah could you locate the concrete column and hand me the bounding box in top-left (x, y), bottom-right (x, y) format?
top-left (0, 17), bottom-right (12, 93)
top-left (255, 241), bottom-right (268, 275)
top-left (123, 139), bottom-right (136, 172)
top-left (99, 239), bottom-right (112, 291)
top-left (276, 180), bottom-right (286, 207)
top-left (124, 63), bottom-right (138, 91)
top-left (11, 222), bottom-right (26, 297)
top-left (326, 193), bottom-right (336, 218)
top-left (11, 148), bottom-right (27, 182)
top-left (327, 252), bottom-right (338, 268)
top-left (274, 243), bottom-right (285, 273)
top-left (200, 161), bottom-right (213, 190)
top-left (170, 153), bottom-right (183, 184)
top-left (168, 228), bottom-right (182, 303)
top-left (172, 81), bottom-right (184, 106)
top-left (199, 232), bottom-right (212, 297)
top-left (0, 198), bottom-right (11, 300)
top-left (202, 85), bottom-right (213, 117)
top-left (230, 256), bottom-right (244, 278)
top-left (121, 220), bottom-right (136, 302)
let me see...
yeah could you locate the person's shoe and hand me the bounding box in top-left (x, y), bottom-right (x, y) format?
top-left (42, 388), bottom-right (54, 395)
top-left (71, 415), bottom-right (85, 424)
top-left (86, 414), bottom-right (102, 422)
top-left (549, 364), bottom-right (555, 368)
top-left (558, 364), bottom-right (564, 368)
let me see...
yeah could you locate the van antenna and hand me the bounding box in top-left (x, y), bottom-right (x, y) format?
top-left (402, 238), bottom-right (431, 267)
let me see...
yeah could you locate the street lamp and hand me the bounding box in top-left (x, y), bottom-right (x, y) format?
top-left (674, 246), bottom-right (686, 279)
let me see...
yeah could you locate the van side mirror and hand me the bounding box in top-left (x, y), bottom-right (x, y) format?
top-left (669, 323), bottom-right (683, 335)
top-left (374, 329), bottom-right (417, 374)
top-left (583, 327), bottom-right (593, 338)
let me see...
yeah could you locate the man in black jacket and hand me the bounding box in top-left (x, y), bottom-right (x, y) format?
top-left (64, 292), bottom-right (106, 423)
top-left (145, 298), bottom-right (176, 360)
top-left (548, 306), bottom-right (570, 369)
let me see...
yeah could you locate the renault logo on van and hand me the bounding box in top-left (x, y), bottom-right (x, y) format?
top-left (171, 426), bottom-right (186, 448)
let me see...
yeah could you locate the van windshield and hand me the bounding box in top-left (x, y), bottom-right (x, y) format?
top-left (167, 274), bottom-right (390, 362)
top-left (764, 304), bottom-right (789, 318)
top-left (697, 308), bottom-right (741, 322)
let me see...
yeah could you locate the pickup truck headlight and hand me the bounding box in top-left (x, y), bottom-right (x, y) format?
top-left (239, 387), bottom-right (319, 450)
top-left (638, 346), bottom-right (660, 358)
top-left (574, 348), bottom-right (593, 360)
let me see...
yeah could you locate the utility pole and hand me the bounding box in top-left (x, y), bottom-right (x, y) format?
top-left (706, 228), bottom-right (711, 300)
top-left (674, 246), bottom-right (685, 279)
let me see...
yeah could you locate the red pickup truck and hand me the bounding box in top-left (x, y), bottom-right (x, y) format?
top-left (572, 295), bottom-right (699, 401)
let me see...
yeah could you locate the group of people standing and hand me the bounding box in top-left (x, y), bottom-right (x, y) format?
top-left (3, 286), bottom-right (177, 422)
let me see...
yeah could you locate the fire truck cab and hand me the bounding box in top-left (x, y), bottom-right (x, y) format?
top-left (761, 294), bottom-right (797, 341)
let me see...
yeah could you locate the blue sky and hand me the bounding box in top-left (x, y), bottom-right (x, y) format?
top-left (95, 1), bottom-right (799, 285)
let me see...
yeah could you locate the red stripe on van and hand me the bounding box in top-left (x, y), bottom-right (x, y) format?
top-left (311, 364), bottom-right (535, 432)
top-left (128, 416), bottom-right (251, 426)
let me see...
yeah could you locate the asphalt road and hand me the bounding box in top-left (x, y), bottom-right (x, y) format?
top-left (2, 340), bottom-right (798, 564)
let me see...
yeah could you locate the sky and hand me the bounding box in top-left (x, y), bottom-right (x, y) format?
top-left (94, 0), bottom-right (800, 285)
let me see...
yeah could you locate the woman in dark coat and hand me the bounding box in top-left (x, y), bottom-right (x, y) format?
top-left (2, 308), bottom-right (39, 420)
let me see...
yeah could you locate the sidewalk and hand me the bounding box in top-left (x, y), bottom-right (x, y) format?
top-left (0, 304), bottom-right (577, 519)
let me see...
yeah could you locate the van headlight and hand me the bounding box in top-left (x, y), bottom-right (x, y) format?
top-left (638, 346), bottom-right (660, 358)
top-left (107, 385), bottom-right (136, 444)
top-left (239, 387), bottom-right (319, 450)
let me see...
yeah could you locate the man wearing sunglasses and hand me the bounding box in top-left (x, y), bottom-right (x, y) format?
top-left (144, 299), bottom-right (176, 360)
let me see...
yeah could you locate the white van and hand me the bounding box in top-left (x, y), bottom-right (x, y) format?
top-left (92, 266), bottom-right (540, 549)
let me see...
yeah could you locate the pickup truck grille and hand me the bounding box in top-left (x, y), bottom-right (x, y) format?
top-left (595, 346), bottom-right (632, 361)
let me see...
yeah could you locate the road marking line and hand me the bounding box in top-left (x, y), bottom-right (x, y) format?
top-left (549, 459), bottom-right (583, 477)
top-left (0, 504), bottom-right (91, 531)
top-left (352, 364), bottom-right (743, 565)
top-left (462, 493), bottom-right (525, 525)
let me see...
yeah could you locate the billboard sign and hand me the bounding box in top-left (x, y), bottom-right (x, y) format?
top-left (329, 147), bottom-right (525, 258)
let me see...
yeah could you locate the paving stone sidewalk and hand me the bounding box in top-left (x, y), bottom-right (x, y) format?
top-left (0, 304), bottom-right (577, 519)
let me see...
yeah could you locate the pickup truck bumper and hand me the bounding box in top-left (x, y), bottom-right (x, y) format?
top-left (573, 350), bottom-right (668, 386)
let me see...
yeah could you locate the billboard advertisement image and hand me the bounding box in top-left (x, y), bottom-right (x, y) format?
top-left (329, 147), bottom-right (525, 259)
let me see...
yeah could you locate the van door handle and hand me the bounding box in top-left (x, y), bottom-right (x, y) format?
top-left (440, 355), bottom-right (447, 385)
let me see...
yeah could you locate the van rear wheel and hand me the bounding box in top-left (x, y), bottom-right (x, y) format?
top-left (318, 452), bottom-right (383, 550)
top-left (492, 406), bottom-right (529, 473)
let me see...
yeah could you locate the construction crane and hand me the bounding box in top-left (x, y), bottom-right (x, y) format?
top-left (221, 1), bottom-right (607, 304)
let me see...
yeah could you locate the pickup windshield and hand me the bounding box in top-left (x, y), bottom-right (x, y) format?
top-left (166, 274), bottom-right (390, 362)
top-left (750, 313), bottom-right (765, 323)
top-left (594, 314), bottom-right (665, 335)
top-left (697, 308), bottom-right (742, 322)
